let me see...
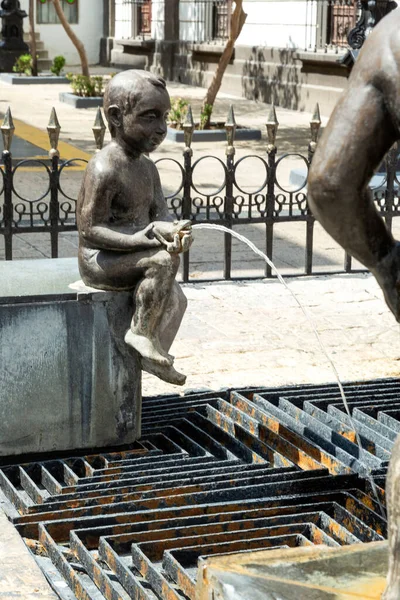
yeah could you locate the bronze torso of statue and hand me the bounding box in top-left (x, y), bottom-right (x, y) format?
top-left (308, 9), bottom-right (400, 599)
top-left (77, 70), bottom-right (192, 386)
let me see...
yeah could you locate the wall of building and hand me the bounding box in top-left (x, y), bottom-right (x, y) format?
top-left (172, 44), bottom-right (347, 116)
top-left (20, 0), bottom-right (103, 65)
top-left (178, 0), bottom-right (317, 49)
top-left (237, 0), bottom-right (317, 49)
top-left (151, 0), bottom-right (165, 39)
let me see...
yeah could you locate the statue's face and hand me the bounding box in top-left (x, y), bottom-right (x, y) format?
top-left (120, 84), bottom-right (171, 153)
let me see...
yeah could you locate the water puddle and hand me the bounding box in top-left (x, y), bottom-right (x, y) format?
top-left (192, 223), bottom-right (387, 519)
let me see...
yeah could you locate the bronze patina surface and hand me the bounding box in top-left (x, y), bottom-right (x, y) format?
top-left (77, 70), bottom-right (192, 385)
top-left (308, 9), bottom-right (400, 599)
top-left (308, 9), bottom-right (400, 321)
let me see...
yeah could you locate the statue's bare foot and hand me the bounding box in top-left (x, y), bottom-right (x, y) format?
top-left (142, 358), bottom-right (186, 386)
top-left (124, 331), bottom-right (172, 366)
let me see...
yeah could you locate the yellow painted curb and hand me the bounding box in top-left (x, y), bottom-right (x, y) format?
top-left (11, 117), bottom-right (92, 162)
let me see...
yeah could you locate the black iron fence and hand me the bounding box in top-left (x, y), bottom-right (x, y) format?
top-left (0, 104), bottom-right (399, 282)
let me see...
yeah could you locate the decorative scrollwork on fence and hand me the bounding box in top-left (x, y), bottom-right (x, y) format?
top-left (1, 101), bottom-right (399, 282)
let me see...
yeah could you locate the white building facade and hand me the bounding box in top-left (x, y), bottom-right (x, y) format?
top-left (19, 0), bottom-right (104, 65)
top-left (108, 0), bottom-right (368, 114)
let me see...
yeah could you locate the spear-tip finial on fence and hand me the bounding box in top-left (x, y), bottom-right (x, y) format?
top-left (309, 103), bottom-right (322, 158)
top-left (183, 105), bottom-right (194, 151)
top-left (47, 107), bottom-right (61, 158)
top-left (310, 103), bottom-right (321, 143)
top-left (266, 104), bottom-right (279, 151)
top-left (1, 106), bottom-right (15, 153)
top-left (92, 107), bottom-right (106, 152)
top-left (225, 104), bottom-right (237, 152)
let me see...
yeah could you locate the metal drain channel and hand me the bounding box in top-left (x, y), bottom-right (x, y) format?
top-left (1, 377), bottom-right (399, 599)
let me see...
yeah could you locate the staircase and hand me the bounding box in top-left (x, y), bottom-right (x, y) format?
top-left (23, 32), bottom-right (52, 72)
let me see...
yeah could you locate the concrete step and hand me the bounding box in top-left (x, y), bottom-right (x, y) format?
top-left (23, 31), bottom-right (40, 41)
top-left (38, 58), bottom-right (52, 70)
top-left (36, 48), bottom-right (49, 59)
top-left (27, 40), bottom-right (45, 51)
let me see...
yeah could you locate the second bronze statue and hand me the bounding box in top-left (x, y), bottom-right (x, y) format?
top-left (77, 70), bottom-right (192, 386)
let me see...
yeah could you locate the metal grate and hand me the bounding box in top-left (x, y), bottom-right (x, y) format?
top-left (1, 378), bottom-right (399, 599)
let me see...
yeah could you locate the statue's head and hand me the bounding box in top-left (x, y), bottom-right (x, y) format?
top-left (104, 70), bottom-right (170, 154)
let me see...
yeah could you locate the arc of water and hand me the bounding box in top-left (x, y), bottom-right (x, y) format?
top-left (192, 222), bottom-right (387, 520)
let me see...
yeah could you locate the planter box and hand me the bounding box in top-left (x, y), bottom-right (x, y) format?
top-left (0, 73), bottom-right (69, 84)
top-left (0, 258), bottom-right (141, 457)
top-left (166, 126), bottom-right (261, 143)
top-left (59, 92), bottom-right (103, 108)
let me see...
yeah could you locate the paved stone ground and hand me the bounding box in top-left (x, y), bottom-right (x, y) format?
top-left (142, 273), bottom-right (400, 395)
top-left (0, 509), bottom-right (58, 599)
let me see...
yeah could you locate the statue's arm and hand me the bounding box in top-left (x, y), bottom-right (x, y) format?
top-left (308, 13), bottom-right (400, 318)
top-left (79, 167), bottom-right (161, 252)
top-left (308, 29), bottom-right (400, 270)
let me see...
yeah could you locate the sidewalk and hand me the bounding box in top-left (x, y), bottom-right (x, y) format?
top-left (142, 273), bottom-right (400, 395)
top-left (0, 74), bottom-right (340, 266)
top-left (0, 73), bottom-right (329, 155)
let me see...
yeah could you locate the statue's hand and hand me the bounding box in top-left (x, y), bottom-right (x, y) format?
top-left (165, 233), bottom-right (181, 254)
top-left (180, 231), bottom-right (193, 253)
top-left (152, 220), bottom-right (192, 242)
top-left (165, 231), bottom-right (193, 254)
top-left (373, 242), bottom-right (400, 322)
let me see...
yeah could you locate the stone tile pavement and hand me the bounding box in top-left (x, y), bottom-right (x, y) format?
top-left (142, 273), bottom-right (400, 395)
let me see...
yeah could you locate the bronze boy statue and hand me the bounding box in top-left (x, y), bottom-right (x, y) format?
top-left (77, 70), bottom-right (192, 386)
top-left (308, 9), bottom-right (400, 600)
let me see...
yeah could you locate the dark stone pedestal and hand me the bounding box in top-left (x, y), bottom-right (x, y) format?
top-left (0, 258), bottom-right (141, 457)
top-left (0, 0), bottom-right (29, 73)
top-left (0, 46), bottom-right (27, 72)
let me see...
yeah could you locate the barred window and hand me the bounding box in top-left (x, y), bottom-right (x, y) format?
top-left (37, 0), bottom-right (78, 25)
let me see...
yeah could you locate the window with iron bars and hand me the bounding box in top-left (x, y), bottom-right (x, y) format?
top-left (179, 0), bottom-right (231, 43)
top-left (37, 0), bottom-right (78, 25)
top-left (114, 0), bottom-right (152, 39)
top-left (212, 0), bottom-right (231, 40)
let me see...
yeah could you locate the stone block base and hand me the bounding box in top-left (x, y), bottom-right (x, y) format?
top-left (0, 258), bottom-right (141, 457)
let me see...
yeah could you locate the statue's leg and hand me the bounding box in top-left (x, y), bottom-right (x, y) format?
top-left (308, 81), bottom-right (400, 319)
top-left (383, 433), bottom-right (400, 600)
top-left (159, 282), bottom-right (188, 354)
top-left (80, 247), bottom-right (180, 366)
top-left (125, 249), bottom-right (180, 364)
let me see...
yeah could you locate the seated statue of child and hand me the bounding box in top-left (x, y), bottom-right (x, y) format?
top-left (77, 69), bottom-right (192, 386)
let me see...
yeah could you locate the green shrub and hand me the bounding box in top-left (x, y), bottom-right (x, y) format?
top-left (199, 103), bottom-right (213, 130)
top-left (51, 55), bottom-right (66, 77)
top-left (168, 97), bottom-right (189, 129)
top-left (66, 73), bottom-right (105, 97)
top-left (13, 54), bottom-right (33, 76)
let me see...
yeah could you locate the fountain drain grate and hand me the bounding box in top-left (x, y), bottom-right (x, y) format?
top-left (1, 377), bottom-right (399, 599)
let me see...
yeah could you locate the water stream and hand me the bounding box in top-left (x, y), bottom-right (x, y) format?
top-left (192, 222), bottom-right (387, 519)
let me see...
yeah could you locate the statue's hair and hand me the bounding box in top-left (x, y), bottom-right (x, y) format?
top-left (104, 70), bottom-right (167, 136)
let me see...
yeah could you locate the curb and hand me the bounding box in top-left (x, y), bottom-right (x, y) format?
top-left (0, 74), bottom-right (69, 84)
top-left (59, 93), bottom-right (103, 108)
top-left (166, 126), bottom-right (261, 143)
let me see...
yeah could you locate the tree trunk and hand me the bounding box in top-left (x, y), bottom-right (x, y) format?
top-left (201, 0), bottom-right (247, 129)
top-left (50, 0), bottom-right (90, 77)
top-left (29, 0), bottom-right (38, 76)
